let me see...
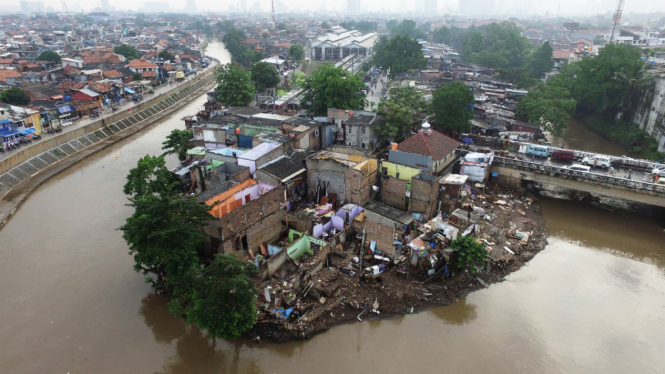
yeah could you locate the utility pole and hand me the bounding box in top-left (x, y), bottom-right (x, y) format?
top-left (61, 0), bottom-right (68, 13)
top-left (609, 0), bottom-right (625, 44)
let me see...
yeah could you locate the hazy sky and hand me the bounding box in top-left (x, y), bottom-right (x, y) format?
top-left (6, 0), bottom-right (665, 17)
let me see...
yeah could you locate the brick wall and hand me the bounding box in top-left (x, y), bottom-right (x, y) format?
top-left (365, 219), bottom-right (398, 257)
top-left (380, 177), bottom-right (407, 210)
top-left (409, 177), bottom-right (438, 219)
top-left (345, 168), bottom-right (376, 206)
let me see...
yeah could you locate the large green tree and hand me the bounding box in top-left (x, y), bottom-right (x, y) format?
top-left (0, 87), bottom-right (30, 105)
top-left (288, 44), bottom-right (304, 61)
top-left (372, 35), bottom-right (428, 77)
top-left (162, 129), bottom-right (193, 162)
top-left (449, 236), bottom-right (486, 274)
top-left (158, 50), bottom-right (175, 61)
top-left (430, 81), bottom-right (475, 133)
top-left (250, 62), bottom-right (280, 92)
top-left (529, 41), bottom-right (554, 78)
top-left (215, 63), bottom-right (255, 106)
top-left (515, 82), bottom-right (577, 136)
top-left (301, 63), bottom-right (367, 116)
top-left (375, 85), bottom-right (427, 141)
top-left (612, 59), bottom-right (654, 120)
top-left (168, 254), bottom-right (258, 340)
top-left (391, 19), bottom-right (426, 39)
top-left (123, 155), bottom-right (175, 198)
top-left (114, 44), bottom-right (139, 60)
top-left (37, 50), bottom-right (61, 64)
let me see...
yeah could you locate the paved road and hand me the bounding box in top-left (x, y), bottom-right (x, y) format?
top-left (0, 64), bottom-right (217, 162)
top-left (364, 74), bottom-right (389, 111)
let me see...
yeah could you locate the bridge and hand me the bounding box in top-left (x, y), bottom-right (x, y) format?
top-left (491, 156), bottom-right (665, 208)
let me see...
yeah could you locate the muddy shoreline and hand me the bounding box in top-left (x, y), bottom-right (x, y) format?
top-left (246, 188), bottom-right (549, 343)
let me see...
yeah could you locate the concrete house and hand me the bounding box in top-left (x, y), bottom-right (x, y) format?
top-left (388, 122), bottom-right (461, 174)
top-left (343, 111), bottom-right (380, 151)
top-left (363, 201), bottom-right (414, 258)
top-left (306, 146), bottom-right (377, 206)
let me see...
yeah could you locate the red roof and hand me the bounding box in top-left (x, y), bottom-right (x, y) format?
top-left (396, 130), bottom-right (461, 161)
top-left (126, 59), bottom-right (157, 68)
top-left (0, 69), bottom-right (23, 82)
top-left (83, 56), bottom-right (104, 64)
top-left (102, 69), bottom-right (123, 78)
top-left (552, 50), bottom-right (571, 59)
top-left (141, 70), bottom-right (157, 78)
top-left (0, 59), bottom-right (14, 64)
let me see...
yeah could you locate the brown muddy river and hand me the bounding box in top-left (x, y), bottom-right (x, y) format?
top-left (1, 42), bottom-right (664, 374)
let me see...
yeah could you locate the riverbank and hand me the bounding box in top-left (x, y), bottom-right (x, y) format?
top-left (0, 73), bottom-right (218, 229)
top-left (246, 186), bottom-right (549, 343)
top-left (576, 115), bottom-right (664, 161)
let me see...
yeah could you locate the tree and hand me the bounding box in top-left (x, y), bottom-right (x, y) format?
top-left (515, 82), bottom-right (577, 136)
top-left (250, 62), bottom-right (280, 92)
top-left (449, 236), bottom-right (486, 274)
top-left (215, 63), bottom-right (255, 106)
top-left (386, 19), bottom-right (398, 31)
top-left (613, 59), bottom-right (654, 120)
top-left (375, 85), bottom-right (427, 141)
top-left (276, 21), bottom-right (287, 30)
top-left (0, 87), bottom-right (30, 106)
top-left (158, 50), bottom-right (175, 61)
top-left (120, 194), bottom-right (213, 290)
top-left (168, 254), bottom-right (258, 340)
top-left (132, 72), bottom-right (142, 81)
top-left (289, 44), bottom-right (304, 61)
top-left (123, 155), bottom-right (175, 198)
top-left (430, 81), bottom-right (475, 133)
top-left (432, 26), bottom-right (451, 44)
top-left (114, 44), bottom-right (139, 60)
top-left (372, 35), bottom-right (428, 77)
top-left (391, 20), bottom-right (426, 39)
top-left (162, 129), bottom-right (193, 162)
top-left (262, 32), bottom-right (269, 38)
top-left (321, 21), bottom-right (330, 29)
top-left (294, 71), bottom-right (306, 87)
top-left (301, 63), bottom-right (367, 116)
top-left (529, 41), bottom-right (554, 78)
top-left (37, 50), bottom-right (61, 64)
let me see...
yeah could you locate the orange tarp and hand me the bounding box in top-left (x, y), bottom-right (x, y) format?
top-left (205, 179), bottom-right (257, 218)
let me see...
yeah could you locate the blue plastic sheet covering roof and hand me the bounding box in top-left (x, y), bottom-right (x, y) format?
top-left (57, 104), bottom-right (75, 113)
top-left (461, 137), bottom-right (474, 144)
top-left (2, 130), bottom-right (19, 138)
top-left (19, 128), bottom-right (36, 135)
top-left (124, 86), bottom-right (135, 94)
top-left (0, 119), bottom-right (10, 125)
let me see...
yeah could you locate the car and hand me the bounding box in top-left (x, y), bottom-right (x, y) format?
top-left (550, 148), bottom-right (575, 162)
top-left (581, 155), bottom-right (611, 169)
top-left (654, 178), bottom-right (665, 186)
top-left (651, 166), bottom-right (665, 177)
top-left (566, 164), bottom-right (591, 173)
top-left (526, 144), bottom-right (550, 158)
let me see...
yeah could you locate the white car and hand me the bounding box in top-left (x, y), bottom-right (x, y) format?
top-left (651, 167), bottom-right (665, 177)
top-left (566, 164), bottom-right (591, 173)
top-left (582, 155), bottom-right (611, 169)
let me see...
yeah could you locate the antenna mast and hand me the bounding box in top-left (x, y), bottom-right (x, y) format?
top-left (272, 0), bottom-right (275, 23)
top-left (62, 0), bottom-right (68, 13)
top-left (609, 0), bottom-right (625, 44)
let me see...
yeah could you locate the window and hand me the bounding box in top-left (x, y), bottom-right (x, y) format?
top-left (348, 127), bottom-right (352, 133)
top-left (347, 142), bottom-right (352, 146)
top-left (361, 142), bottom-right (366, 149)
top-left (362, 127), bottom-right (366, 134)
top-left (314, 130), bottom-right (319, 136)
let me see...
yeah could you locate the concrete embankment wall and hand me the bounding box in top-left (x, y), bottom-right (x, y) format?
top-left (0, 70), bottom-right (218, 199)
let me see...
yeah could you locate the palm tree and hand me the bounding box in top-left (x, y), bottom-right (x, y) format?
top-left (614, 60), bottom-right (654, 122)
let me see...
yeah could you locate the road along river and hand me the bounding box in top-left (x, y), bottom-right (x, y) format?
top-left (0, 41), bottom-right (664, 373)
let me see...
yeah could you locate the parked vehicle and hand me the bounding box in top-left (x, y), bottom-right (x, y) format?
top-left (651, 166), bottom-right (665, 177)
top-left (582, 155), bottom-right (611, 169)
top-left (566, 164), bottom-right (591, 173)
top-left (526, 144), bottom-right (550, 158)
top-left (550, 148), bottom-right (575, 162)
top-left (655, 178), bottom-right (665, 186)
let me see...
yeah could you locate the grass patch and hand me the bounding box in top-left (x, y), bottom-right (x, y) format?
top-left (53, 149), bottom-right (65, 157)
top-left (584, 115), bottom-right (665, 161)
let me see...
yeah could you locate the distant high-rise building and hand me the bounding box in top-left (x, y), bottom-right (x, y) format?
top-left (424, 0), bottom-right (437, 14)
top-left (239, 0), bottom-right (247, 13)
top-left (458, 0), bottom-right (494, 15)
top-left (20, 0), bottom-right (45, 13)
top-left (185, 0), bottom-right (197, 13)
top-left (347, 0), bottom-right (360, 16)
top-left (144, 1), bottom-right (169, 12)
top-left (100, 0), bottom-right (110, 12)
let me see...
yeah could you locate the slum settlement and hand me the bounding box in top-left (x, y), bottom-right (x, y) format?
top-left (173, 99), bottom-right (549, 342)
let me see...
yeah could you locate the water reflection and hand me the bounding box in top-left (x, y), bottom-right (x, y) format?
top-left (140, 294), bottom-right (186, 344)
top-left (429, 298), bottom-right (477, 325)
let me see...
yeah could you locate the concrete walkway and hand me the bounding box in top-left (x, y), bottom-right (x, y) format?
top-left (0, 64), bottom-right (217, 162)
top-left (364, 74), bottom-right (389, 111)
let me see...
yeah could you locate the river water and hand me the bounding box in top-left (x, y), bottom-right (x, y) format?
top-left (1, 42), bottom-right (664, 373)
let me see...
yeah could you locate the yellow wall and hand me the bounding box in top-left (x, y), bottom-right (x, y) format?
top-left (380, 161), bottom-right (421, 182)
top-left (30, 113), bottom-right (42, 135)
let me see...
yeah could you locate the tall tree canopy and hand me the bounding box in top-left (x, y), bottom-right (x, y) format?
top-left (450, 236), bottom-right (486, 274)
top-left (114, 44), bottom-right (139, 60)
top-left (162, 129), bottom-right (193, 162)
top-left (0, 87), bottom-right (30, 105)
top-left (288, 44), bottom-right (304, 61)
top-left (123, 155), bottom-right (175, 198)
top-left (391, 20), bottom-right (426, 39)
top-left (301, 63), bottom-right (367, 116)
top-left (339, 20), bottom-right (378, 33)
top-left (168, 254), bottom-right (258, 340)
top-left (375, 85), bottom-right (427, 141)
top-left (529, 41), bottom-right (554, 78)
top-left (250, 62), bottom-right (280, 92)
top-left (515, 81), bottom-right (577, 136)
top-left (430, 81), bottom-right (475, 133)
top-left (37, 50), bottom-right (61, 64)
top-left (158, 50), bottom-right (175, 61)
top-left (215, 63), bottom-right (255, 106)
top-left (372, 35), bottom-right (428, 77)
top-left (222, 27), bottom-right (263, 67)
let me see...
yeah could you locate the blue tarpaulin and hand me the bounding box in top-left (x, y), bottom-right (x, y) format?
top-left (462, 138), bottom-right (473, 144)
top-left (18, 128), bottom-right (35, 135)
top-left (57, 104), bottom-right (75, 113)
top-left (2, 130), bottom-right (19, 138)
top-left (124, 86), bottom-right (135, 94)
